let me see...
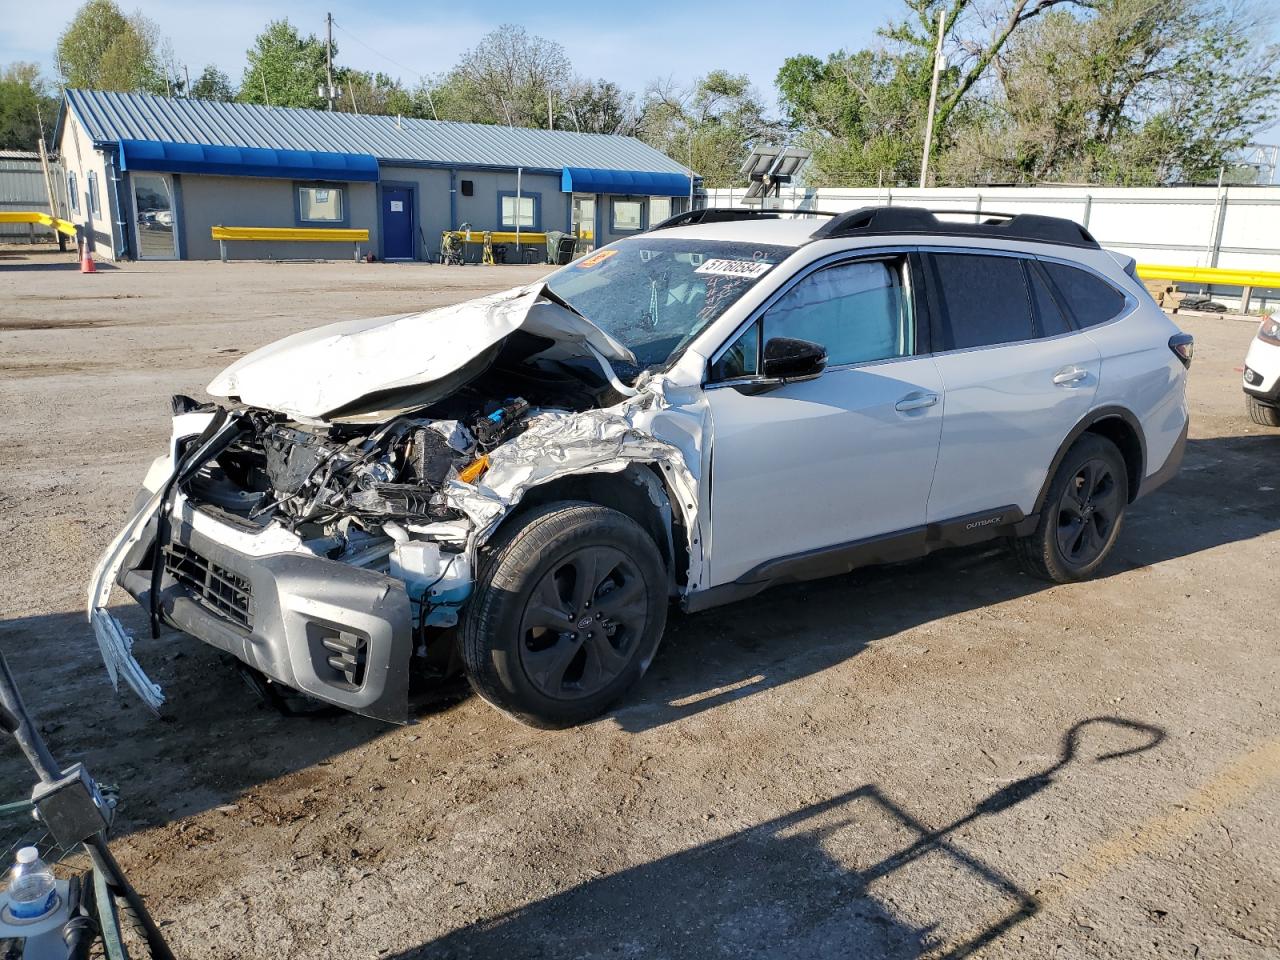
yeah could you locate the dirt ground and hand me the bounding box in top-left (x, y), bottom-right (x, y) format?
top-left (0, 244), bottom-right (1276, 959)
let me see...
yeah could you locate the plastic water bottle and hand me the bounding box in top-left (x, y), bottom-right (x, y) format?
top-left (6, 847), bottom-right (56, 919)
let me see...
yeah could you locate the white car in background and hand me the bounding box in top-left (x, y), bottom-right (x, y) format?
top-left (1243, 315), bottom-right (1280, 426)
top-left (89, 207), bottom-right (1193, 728)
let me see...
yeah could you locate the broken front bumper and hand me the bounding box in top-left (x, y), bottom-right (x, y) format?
top-left (93, 496), bottom-right (414, 724)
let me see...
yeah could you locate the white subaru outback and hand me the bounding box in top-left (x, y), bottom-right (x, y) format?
top-left (89, 207), bottom-right (1192, 727)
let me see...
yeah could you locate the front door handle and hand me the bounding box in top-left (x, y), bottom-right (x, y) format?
top-left (895, 392), bottom-right (940, 412)
top-left (1052, 366), bottom-right (1089, 386)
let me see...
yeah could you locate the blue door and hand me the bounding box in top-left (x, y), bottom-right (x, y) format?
top-left (382, 186), bottom-right (414, 260)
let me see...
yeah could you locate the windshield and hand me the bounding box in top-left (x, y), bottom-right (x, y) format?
top-left (544, 236), bottom-right (794, 370)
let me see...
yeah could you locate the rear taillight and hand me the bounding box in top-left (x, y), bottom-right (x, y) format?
top-left (1168, 332), bottom-right (1194, 367)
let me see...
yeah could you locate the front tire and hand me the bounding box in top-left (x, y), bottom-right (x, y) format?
top-left (460, 501), bottom-right (668, 727)
top-left (1247, 394), bottom-right (1280, 427)
top-left (1015, 433), bottom-right (1128, 583)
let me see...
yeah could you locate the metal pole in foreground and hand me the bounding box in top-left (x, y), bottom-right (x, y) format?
top-left (919, 5), bottom-right (946, 188)
top-left (515, 167), bottom-right (522, 256)
top-left (325, 12), bottom-right (336, 111)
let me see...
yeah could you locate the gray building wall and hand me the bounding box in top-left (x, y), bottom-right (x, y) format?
top-left (174, 174), bottom-right (377, 261)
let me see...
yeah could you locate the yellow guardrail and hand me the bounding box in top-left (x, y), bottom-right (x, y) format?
top-left (0, 211), bottom-right (78, 239)
top-left (442, 230), bottom-right (549, 246)
top-left (211, 225), bottom-right (370, 262)
top-left (1137, 263), bottom-right (1280, 290)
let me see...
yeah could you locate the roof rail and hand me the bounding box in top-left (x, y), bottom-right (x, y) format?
top-left (809, 206), bottom-right (1100, 249)
top-left (648, 207), bottom-right (838, 231)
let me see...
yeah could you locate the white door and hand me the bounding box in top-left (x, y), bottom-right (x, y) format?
top-left (704, 256), bottom-right (944, 586)
top-left (131, 173), bottom-right (177, 260)
top-left (922, 251), bottom-right (1101, 522)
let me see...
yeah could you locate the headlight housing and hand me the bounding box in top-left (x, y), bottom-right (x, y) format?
top-left (1259, 316), bottom-right (1280, 345)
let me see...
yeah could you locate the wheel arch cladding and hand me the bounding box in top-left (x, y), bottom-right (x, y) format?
top-left (1036, 407), bottom-right (1146, 511)
top-left (491, 464), bottom-right (685, 592)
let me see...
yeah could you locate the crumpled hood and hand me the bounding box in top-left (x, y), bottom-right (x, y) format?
top-left (207, 282), bottom-right (635, 422)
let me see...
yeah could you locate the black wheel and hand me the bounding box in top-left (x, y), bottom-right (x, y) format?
top-left (459, 501), bottom-right (668, 727)
top-left (1014, 434), bottom-right (1128, 583)
top-left (1247, 394), bottom-right (1280, 427)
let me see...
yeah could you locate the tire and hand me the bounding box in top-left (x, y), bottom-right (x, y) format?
top-left (1014, 433), bottom-right (1128, 583)
top-left (1247, 394), bottom-right (1280, 427)
top-left (459, 501), bottom-right (668, 728)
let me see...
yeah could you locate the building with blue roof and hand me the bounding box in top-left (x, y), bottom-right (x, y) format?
top-left (55, 89), bottom-right (698, 262)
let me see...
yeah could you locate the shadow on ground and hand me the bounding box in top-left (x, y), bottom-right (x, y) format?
top-left (400, 716), bottom-right (1165, 959)
top-left (0, 435), bottom-right (1270, 840)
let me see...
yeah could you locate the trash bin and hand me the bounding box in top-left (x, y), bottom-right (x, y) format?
top-left (544, 230), bottom-right (566, 265)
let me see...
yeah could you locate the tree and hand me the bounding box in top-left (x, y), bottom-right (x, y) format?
top-left (558, 79), bottom-right (635, 134)
top-left (0, 63), bottom-right (58, 150)
top-left (54, 0), bottom-right (167, 94)
top-left (190, 64), bottom-right (234, 102)
top-left (638, 71), bottom-right (781, 186)
top-left (426, 25), bottom-right (572, 127)
top-left (239, 20), bottom-right (329, 109)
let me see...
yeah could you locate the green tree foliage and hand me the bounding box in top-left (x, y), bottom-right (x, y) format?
top-left (0, 63), bottom-right (58, 150)
top-left (239, 20), bottom-right (330, 109)
top-left (427, 25), bottom-right (572, 127)
top-left (637, 71), bottom-right (781, 186)
top-left (54, 0), bottom-right (167, 94)
top-left (190, 65), bottom-right (235, 102)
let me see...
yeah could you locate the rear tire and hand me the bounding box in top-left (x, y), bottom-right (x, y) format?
top-left (1015, 433), bottom-right (1128, 583)
top-left (1246, 394), bottom-right (1280, 427)
top-left (460, 501), bottom-right (668, 728)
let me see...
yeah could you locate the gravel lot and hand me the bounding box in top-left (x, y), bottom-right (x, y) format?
top-left (1, 245), bottom-right (1277, 959)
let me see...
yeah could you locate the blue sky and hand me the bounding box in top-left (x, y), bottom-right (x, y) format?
top-left (0, 0), bottom-right (903, 107)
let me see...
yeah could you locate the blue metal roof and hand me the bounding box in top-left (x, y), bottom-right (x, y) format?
top-left (562, 167), bottom-right (692, 196)
top-left (119, 139), bottom-right (379, 181)
top-left (64, 90), bottom-right (693, 177)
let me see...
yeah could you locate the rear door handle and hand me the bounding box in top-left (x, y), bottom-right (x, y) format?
top-left (895, 392), bottom-right (940, 412)
top-left (1052, 366), bottom-right (1089, 386)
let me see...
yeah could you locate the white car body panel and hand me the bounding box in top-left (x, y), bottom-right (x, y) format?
top-left (1244, 335), bottom-right (1280, 394)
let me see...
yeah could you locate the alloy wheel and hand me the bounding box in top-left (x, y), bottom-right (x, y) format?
top-left (1055, 457), bottom-right (1123, 567)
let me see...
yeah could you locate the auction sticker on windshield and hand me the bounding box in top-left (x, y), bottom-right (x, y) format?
top-left (577, 249), bottom-right (618, 268)
top-left (694, 258), bottom-right (773, 279)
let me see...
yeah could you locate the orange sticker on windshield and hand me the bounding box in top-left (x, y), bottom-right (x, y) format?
top-left (577, 249), bottom-right (618, 268)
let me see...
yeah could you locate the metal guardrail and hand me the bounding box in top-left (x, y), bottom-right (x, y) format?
top-left (211, 225), bottom-right (369, 262)
top-left (1136, 263), bottom-right (1280, 289)
top-left (0, 211), bottom-right (78, 248)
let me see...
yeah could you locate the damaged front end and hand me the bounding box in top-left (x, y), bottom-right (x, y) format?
top-left (87, 283), bottom-right (702, 723)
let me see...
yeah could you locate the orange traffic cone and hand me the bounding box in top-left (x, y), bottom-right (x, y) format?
top-left (80, 246), bottom-right (96, 274)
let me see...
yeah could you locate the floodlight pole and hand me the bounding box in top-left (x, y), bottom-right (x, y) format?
top-left (326, 12), bottom-right (336, 112)
top-left (919, 5), bottom-right (946, 188)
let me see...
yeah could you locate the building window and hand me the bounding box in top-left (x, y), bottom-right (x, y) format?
top-left (87, 171), bottom-right (100, 215)
top-left (649, 196), bottom-right (672, 225)
top-left (610, 198), bottom-right (644, 233)
top-left (297, 184), bottom-right (345, 223)
top-left (498, 191), bottom-right (541, 230)
top-left (68, 172), bottom-right (79, 214)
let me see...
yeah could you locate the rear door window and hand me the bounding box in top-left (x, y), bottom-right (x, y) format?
top-left (926, 253), bottom-right (1034, 350)
top-left (1026, 261), bottom-right (1073, 338)
top-left (1040, 261), bottom-right (1127, 328)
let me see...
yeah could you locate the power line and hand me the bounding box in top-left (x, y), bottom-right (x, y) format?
top-left (330, 18), bottom-right (439, 120)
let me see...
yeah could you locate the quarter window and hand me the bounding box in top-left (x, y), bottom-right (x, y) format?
top-left (761, 258), bottom-right (913, 367)
top-left (1041, 261), bottom-right (1126, 328)
top-left (710, 320), bottom-right (761, 380)
top-left (928, 253), bottom-right (1034, 350)
top-left (297, 185), bottom-right (344, 223)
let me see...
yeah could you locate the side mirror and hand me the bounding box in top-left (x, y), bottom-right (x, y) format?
top-left (762, 337), bottom-right (827, 382)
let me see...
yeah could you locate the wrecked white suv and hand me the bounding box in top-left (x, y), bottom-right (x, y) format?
top-left (89, 207), bottom-right (1191, 726)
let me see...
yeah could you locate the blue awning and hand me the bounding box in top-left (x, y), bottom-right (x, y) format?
top-left (561, 167), bottom-right (692, 196)
top-left (117, 139), bottom-right (380, 182)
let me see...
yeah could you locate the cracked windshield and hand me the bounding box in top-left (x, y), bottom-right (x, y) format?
top-left (545, 237), bottom-right (794, 371)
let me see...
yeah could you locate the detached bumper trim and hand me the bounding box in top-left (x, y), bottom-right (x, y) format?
top-left (121, 519), bottom-right (413, 723)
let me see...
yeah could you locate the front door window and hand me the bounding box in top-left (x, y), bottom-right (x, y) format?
top-left (132, 174), bottom-right (177, 260)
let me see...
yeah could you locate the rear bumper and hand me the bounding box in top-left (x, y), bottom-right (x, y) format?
top-left (118, 513), bottom-right (413, 723)
top-left (1137, 416), bottom-right (1188, 500)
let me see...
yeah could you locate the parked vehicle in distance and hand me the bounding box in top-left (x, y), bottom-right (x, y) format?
top-left (1243, 314), bottom-right (1280, 426)
top-left (89, 207), bottom-right (1192, 728)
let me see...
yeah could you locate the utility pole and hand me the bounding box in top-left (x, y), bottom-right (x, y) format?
top-left (183, 64), bottom-right (191, 98)
top-left (325, 12), bottom-right (336, 111)
top-left (919, 5), bottom-right (946, 188)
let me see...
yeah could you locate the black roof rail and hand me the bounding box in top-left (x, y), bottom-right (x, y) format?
top-left (809, 205), bottom-right (1100, 249)
top-left (648, 207), bottom-right (838, 231)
